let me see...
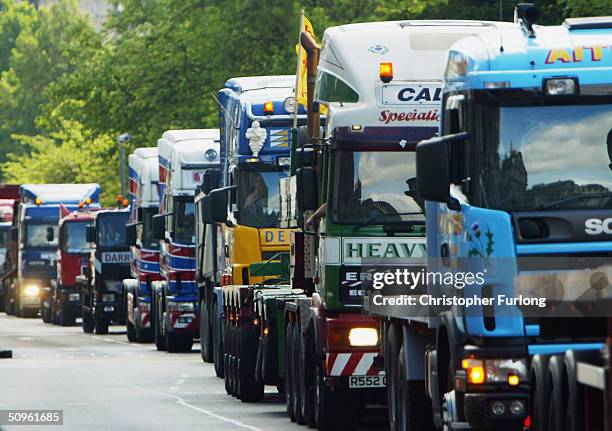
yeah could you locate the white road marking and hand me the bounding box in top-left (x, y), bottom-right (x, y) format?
top-left (101, 376), bottom-right (265, 431)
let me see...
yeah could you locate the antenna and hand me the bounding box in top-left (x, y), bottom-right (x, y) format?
top-left (499, 0), bottom-right (503, 21)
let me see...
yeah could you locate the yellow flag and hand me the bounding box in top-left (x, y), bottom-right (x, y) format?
top-left (294, 15), bottom-right (327, 115)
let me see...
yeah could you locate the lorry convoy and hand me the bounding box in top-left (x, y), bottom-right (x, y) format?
top-left (3, 5), bottom-right (612, 431)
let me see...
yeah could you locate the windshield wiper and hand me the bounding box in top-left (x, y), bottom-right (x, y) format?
top-left (536, 192), bottom-right (612, 210)
top-left (353, 212), bottom-right (424, 232)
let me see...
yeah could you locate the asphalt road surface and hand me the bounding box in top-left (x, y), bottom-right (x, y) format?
top-left (0, 314), bottom-right (386, 431)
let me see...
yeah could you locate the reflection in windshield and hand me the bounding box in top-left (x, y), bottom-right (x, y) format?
top-left (64, 221), bottom-right (90, 254)
top-left (473, 104), bottom-right (612, 211)
top-left (237, 170), bottom-right (287, 228)
top-left (174, 200), bottom-right (194, 244)
top-left (330, 151), bottom-right (424, 224)
top-left (98, 214), bottom-right (129, 247)
top-left (26, 223), bottom-right (58, 248)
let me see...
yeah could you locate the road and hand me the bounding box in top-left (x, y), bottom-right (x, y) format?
top-left (0, 314), bottom-right (386, 431)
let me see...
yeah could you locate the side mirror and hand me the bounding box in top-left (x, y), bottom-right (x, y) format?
top-left (201, 195), bottom-right (213, 223)
top-left (208, 189), bottom-right (228, 224)
top-left (297, 168), bottom-right (318, 211)
top-left (201, 169), bottom-right (221, 195)
top-left (125, 223), bottom-right (138, 246)
top-left (296, 147), bottom-right (317, 169)
top-left (86, 225), bottom-right (96, 243)
top-left (46, 227), bottom-right (55, 242)
top-left (152, 214), bottom-right (166, 240)
top-left (416, 132), bottom-right (467, 206)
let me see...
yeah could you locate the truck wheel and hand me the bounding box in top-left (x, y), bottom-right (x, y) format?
top-left (154, 290), bottom-right (166, 351)
top-left (200, 299), bottom-right (213, 363)
top-left (231, 325), bottom-right (240, 397)
top-left (213, 302), bottom-right (224, 378)
top-left (237, 327), bottom-right (264, 402)
top-left (41, 301), bottom-right (51, 323)
top-left (385, 324), bottom-right (401, 431)
top-left (314, 363), bottom-right (349, 431)
top-left (136, 320), bottom-right (153, 343)
top-left (59, 310), bottom-right (75, 327)
top-left (223, 322), bottom-right (231, 395)
top-left (530, 354), bottom-right (550, 431)
top-left (292, 322), bottom-right (305, 424)
top-left (82, 310), bottom-right (95, 333)
top-left (300, 328), bottom-right (316, 427)
top-left (167, 332), bottom-right (193, 353)
top-left (4, 287), bottom-right (13, 315)
top-left (548, 355), bottom-right (567, 431)
top-left (285, 320), bottom-right (296, 421)
top-left (398, 346), bottom-right (434, 431)
top-left (564, 350), bottom-right (595, 431)
top-left (126, 316), bottom-right (137, 342)
top-left (95, 318), bottom-right (109, 335)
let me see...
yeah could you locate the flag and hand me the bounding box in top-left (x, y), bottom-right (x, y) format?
top-left (293, 13), bottom-right (326, 117)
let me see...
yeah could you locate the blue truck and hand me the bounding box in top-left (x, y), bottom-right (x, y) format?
top-left (4, 184), bottom-right (100, 319)
top-left (368, 5), bottom-right (612, 430)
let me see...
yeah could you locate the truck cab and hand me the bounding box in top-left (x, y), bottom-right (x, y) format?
top-left (151, 129), bottom-right (220, 353)
top-left (124, 147), bottom-right (161, 343)
top-left (51, 207), bottom-right (97, 326)
top-left (79, 209), bottom-right (130, 334)
top-left (414, 8), bottom-right (612, 430)
top-left (8, 183), bottom-right (100, 319)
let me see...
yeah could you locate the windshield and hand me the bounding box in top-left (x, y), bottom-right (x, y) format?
top-left (330, 150), bottom-right (425, 224)
top-left (141, 207), bottom-right (159, 249)
top-left (237, 168), bottom-right (287, 228)
top-left (98, 213), bottom-right (129, 247)
top-left (469, 104), bottom-right (612, 212)
top-left (25, 223), bottom-right (59, 248)
top-left (63, 221), bottom-right (91, 253)
top-left (173, 198), bottom-right (194, 244)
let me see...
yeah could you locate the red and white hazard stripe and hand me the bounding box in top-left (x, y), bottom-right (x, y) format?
top-left (326, 352), bottom-right (384, 376)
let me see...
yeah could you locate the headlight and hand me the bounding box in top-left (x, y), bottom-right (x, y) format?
top-left (205, 148), bottom-right (217, 161)
top-left (24, 285), bottom-right (40, 296)
top-left (283, 97), bottom-right (296, 113)
top-left (277, 156), bottom-right (291, 167)
top-left (102, 293), bottom-right (115, 303)
top-left (348, 327), bottom-right (379, 347)
top-left (462, 358), bottom-right (527, 384)
top-left (68, 293), bottom-right (80, 301)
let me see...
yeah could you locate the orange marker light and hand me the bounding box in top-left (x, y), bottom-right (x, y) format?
top-left (116, 194), bottom-right (123, 202)
top-left (79, 202), bottom-right (84, 209)
top-left (122, 199), bottom-right (129, 207)
top-left (263, 101), bottom-right (274, 115)
top-left (469, 366), bottom-right (485, 384)
top-left (263, 327), bottom-right (270, 337)
top-left (85, 197), bottom-right (92, 205)
top-left (35, 198), bottom-right (42, 205)
top-left (380, 62), bottom-right (393, 83)
top-left (508, 374), bottom-right (520, 386)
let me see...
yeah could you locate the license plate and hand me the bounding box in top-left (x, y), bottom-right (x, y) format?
top-left (349, 375), bottom-right (386, 388)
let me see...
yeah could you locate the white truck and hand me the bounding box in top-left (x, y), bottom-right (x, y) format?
top-left (151, 129), bottom-right (221, 353)
top-left (124, 147), bottom-right (161, 343)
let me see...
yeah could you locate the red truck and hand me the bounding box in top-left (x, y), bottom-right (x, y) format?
top-left (48, 206), bottom-right (98, 325)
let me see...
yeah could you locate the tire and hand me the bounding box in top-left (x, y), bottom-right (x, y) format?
top-left (167, 332), bottom-right (193, 353)
top-left (314, 363), bottom-right (349, 431)
top-left (200, 298), bottom-right (214, 363)
top-left (292, 322), bottom-right (305, 424)
top-left (237, 327), bottom-right (264, 402)
top-left (231, 325), bottom-right (239, 397)
top-left (285, 320), bottom-right (296, 421)
top-left (126, 316), bottom-right (137, 342)
top-left (398, 345), bottom-right (434, 431)
top-left (564, 350), bottom-right (596, 431)
top-left (154, 289), bottom-right (166, 351)
top-left (82, 310), bottom-right (95, 333)
top-left (300, 327), bottom-right (316, 428)
top-left (224, 322), bottom-right (232, 395)
top-left (213, 300), bottom-right (224, 378)
top-left (4, 286), bottom-right (13, 315)
top-left (530, 354), bottom-right (551, 431)
top-left (59, 310), bottom-right (75, 327)
top-left (548, 355), bottom-right (567, 431)
top-left (135, 318), bottom-right (153, 343)
top-left (95, 318), bottom-right (109, 335)
top-left (385, 324), bottom-right (402, 431)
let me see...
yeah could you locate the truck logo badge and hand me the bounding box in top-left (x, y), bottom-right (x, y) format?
top-left (545, 46), bottom-right (607, 64)
top-left (585, 218), bottom-right (612, 235)
top-left (369, 45), bottom-right (389, 55)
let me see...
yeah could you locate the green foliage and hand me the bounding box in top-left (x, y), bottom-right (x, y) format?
top-left (0, 0), bottom-right (607, 202)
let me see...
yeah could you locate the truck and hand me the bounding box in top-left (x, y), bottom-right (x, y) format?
top-left (79, 208), bottom-right (131, 334)
top-left (124, 147), bottom-right (160, 343)
top-left (374, 6), bottom-right (612, 430)
top-left (151, 129), bottom-right (220, 353)
top-left (4, 184), bottom-right (100, 319)
top-left (196, 76), bottom-right (307, 391)
top-left (49, 206), bottom-right (98, 326)
top-left (0, 184), bottom-right (20, 312)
